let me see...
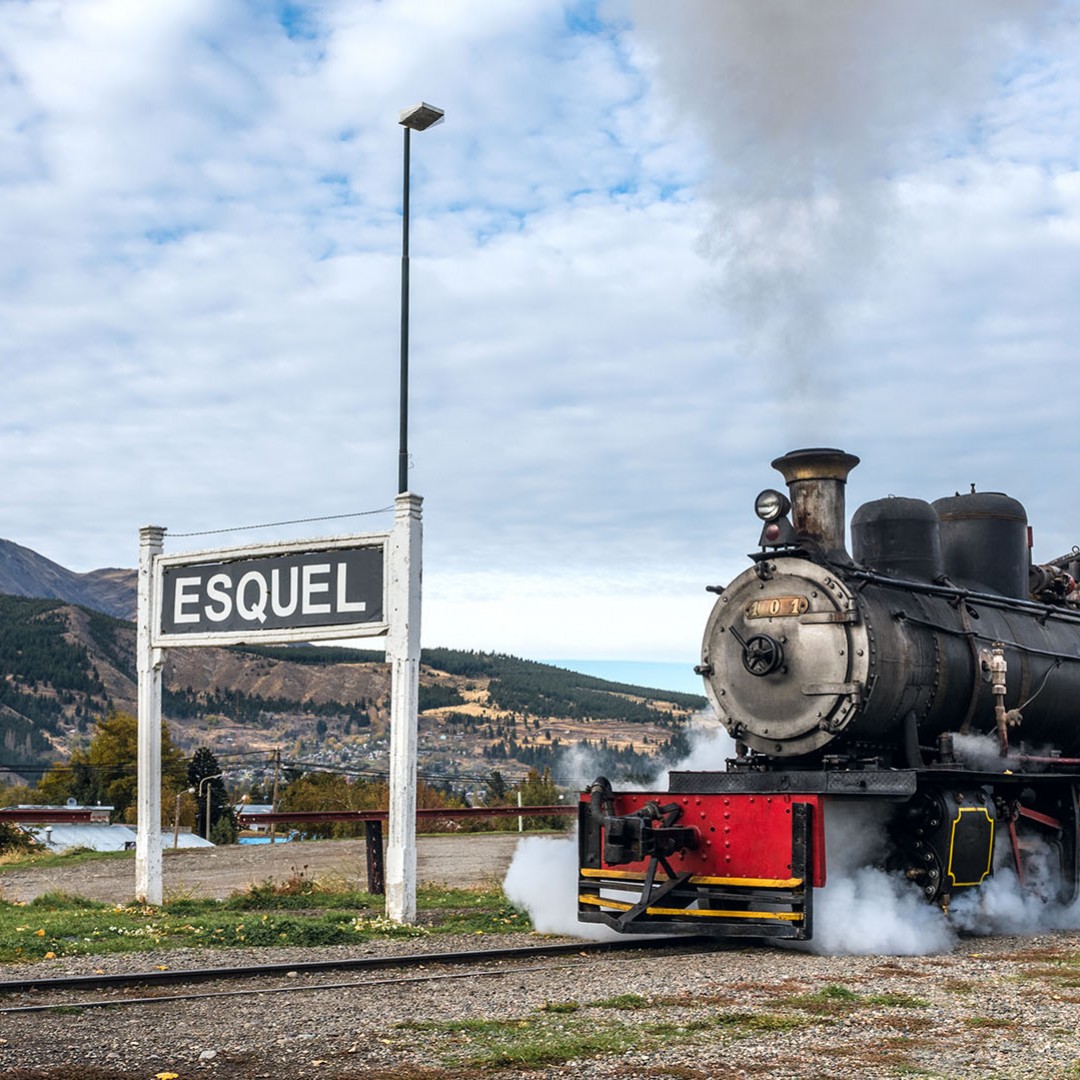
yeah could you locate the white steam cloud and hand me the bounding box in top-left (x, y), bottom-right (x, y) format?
top-left (630, 0), bottom-right (1054, 436)
top-left (504, 832), bottom-right (623, 941)
top-left (651, 721), bottom-right (736, 790)
top-left (807, 802), bottom-right (956, 955)
top-left (504, 716), bottom-right (733, 939)
top-left (556, 713), bottom-right (735, 793)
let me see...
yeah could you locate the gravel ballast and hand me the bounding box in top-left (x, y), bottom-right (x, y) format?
top-left (3, 836), bottom-right (1080, 1077)
top-left (2, 929), bottom-right (1080, 1079)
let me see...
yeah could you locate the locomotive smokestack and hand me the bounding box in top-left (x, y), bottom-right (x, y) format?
top-left (772, 447), bottom-right (860, 558)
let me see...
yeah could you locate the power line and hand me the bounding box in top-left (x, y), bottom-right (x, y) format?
top-left (0, 761), bottom-right (577, 787)
top-left (169, 506), bottom-right (394, 539)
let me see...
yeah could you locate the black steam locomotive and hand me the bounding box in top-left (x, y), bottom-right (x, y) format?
top-left (578, 448), bottom-right (1080, 940)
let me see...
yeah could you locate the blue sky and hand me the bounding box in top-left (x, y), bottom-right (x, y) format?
top-left (2, 0), bottom-right (1079, 666)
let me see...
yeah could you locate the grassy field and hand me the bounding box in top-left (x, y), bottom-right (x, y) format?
top-left (0, 866), bottom-right (528, 963)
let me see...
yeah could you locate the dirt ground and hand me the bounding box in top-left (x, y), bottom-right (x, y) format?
top-left (0, 831), bottom-right (525, 904)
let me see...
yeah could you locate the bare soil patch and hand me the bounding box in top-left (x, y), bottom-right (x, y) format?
top-left (0, 831), bottom-right (524, 904)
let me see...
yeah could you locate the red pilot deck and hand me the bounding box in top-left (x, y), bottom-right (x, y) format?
top-left (578, 790), bottom-right (824, 939)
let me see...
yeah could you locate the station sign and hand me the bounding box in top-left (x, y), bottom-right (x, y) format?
top-left (152, 535), bottom-right (388, 647)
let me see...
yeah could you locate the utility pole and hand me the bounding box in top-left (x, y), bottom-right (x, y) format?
top-left (269, 748), bottom-right (281, 845)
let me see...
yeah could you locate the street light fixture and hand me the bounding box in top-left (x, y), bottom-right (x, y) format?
top-left (198, 773), bottom-right (224, 841)
top-left (396, 101), bottom-right (445, 494)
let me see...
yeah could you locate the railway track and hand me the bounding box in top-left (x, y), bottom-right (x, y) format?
top-left (0, 936), bottom-right (718, 1015)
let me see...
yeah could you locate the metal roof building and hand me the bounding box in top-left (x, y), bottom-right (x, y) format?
top-left (20, 822), bottom-right (216, 852)
top-left (1, 804), bottom-right (217, 852)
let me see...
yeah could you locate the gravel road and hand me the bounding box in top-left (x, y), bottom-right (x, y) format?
top-left (0, 832), bottom-right (522, 904)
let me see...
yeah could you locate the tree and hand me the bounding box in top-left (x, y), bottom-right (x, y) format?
top-left (486, 769), bottom-right (509, 804)
top-left (0, 782), bottom-right (38, 808)
top-left (416, 778), bottom-right (466, 820)
top-left (0, 819), bottom-right (33, 855)
top-left (278, 771), bottom-right (388, 838)
top-left (188, 747), bottom-right (234, 841)
top-left (275, 770), bottom-right (466, 837)
top-left (209, 813), bottom-right (237, 845)
top-left (515, 767), bottom-right (565, 830)
top-left (240, 780), bottom-right (273, 804)
top-left (34, 711), bottom-right (187, 824)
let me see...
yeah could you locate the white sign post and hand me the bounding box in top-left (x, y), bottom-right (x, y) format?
top-left (385, 493), bottom-right (422, 923)
top-left (135, 493), bottom-right (422, 921)
top-left (135, 525), bottom-right (165, 905)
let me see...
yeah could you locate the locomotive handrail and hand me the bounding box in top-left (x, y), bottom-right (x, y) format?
top-left (1045, 546), bottom-right (1080, 568)
top-left (845, 566), bottom-right (1080, 625)
top-left (892, 610), bottom-right (1080, 665)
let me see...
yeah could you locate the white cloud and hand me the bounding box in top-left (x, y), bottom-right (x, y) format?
top-left (1, 1), bottom-right (1079, 658)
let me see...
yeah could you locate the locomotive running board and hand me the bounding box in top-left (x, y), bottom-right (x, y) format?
top-left (578, 801), bottom-right (814, 940)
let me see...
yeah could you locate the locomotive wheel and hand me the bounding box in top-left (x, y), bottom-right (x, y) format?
top-left (1004, 809), bottom-right (1077, 906)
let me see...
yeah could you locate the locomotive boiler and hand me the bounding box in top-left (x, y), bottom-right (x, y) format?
top-left (578, 448), bottom-right (1080, 940)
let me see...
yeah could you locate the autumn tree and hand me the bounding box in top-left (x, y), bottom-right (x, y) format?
top-left (277, 771), bottom-right (464, 838)
top-left (0, 783), bottom-right (37, 808)
top-left (416, 778), bottom-right (464, 810)
top-left (34, 711), bottom-right (187, 823)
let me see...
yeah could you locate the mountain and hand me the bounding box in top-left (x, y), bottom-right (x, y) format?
top-left (0, 538), bottom-right (136, 620)
top-left (547, 659), bottom-right (705, 697)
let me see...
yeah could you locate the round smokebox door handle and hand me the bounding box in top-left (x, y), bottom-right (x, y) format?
top-left (741, 633), bottom-right (785, 677)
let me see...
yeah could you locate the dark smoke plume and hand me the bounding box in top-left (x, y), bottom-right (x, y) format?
top-left (630, 0), bottom-right (1054, 438)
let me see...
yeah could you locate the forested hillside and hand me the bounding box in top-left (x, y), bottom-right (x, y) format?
top-left (0, 595), bottom-right (707, 786)
top-left (0, 597), bottom-right (113, 772)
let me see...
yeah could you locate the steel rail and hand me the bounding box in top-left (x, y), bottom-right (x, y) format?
top-left (0, 936), bottom-right (715, 1000)
top-left (0, 961), bottom-right (565, 1015)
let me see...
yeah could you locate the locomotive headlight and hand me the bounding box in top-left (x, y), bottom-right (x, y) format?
top-left (754, 489), bottom-right (791, 522)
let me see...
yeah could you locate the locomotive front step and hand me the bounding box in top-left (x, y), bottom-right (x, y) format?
top-left (578, 783), bottom-right (817, 939)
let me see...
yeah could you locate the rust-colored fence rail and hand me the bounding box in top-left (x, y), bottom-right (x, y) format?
top-left (234, 805), bottom-right (576, 826)
top-left (0, 808), bottom-right (110, 823)
top-left (1, 806), bottom-right (579, 897)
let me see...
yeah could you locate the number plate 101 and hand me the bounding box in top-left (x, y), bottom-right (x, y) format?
top-left (745, 595), bottom-right (809, 619)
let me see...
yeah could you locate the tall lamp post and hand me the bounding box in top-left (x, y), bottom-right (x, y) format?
top-left (198, 773), bottom-right (223, 841)
top-left (385, 102), bottom-right (440, 925)
top-left (397, 101), bottom-right (444, 494)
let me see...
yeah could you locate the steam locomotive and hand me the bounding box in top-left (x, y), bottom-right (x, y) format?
top-left (578, 448), bottom-right (1080, 940)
